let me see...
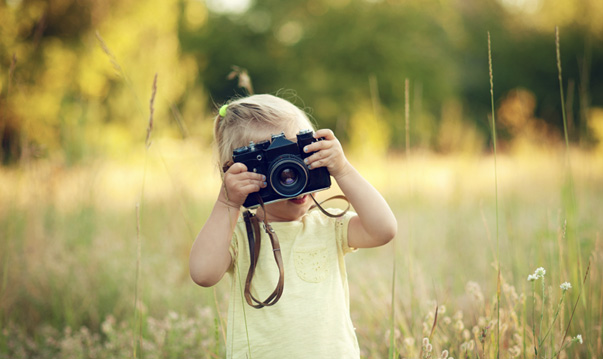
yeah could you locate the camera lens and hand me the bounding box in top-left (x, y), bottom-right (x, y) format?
top-left (269, 156), bottom-right (308, 198)
top-left (279, 168), bottom-right (298, 186)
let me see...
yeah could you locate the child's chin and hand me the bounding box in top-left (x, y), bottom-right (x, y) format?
top-left (288, 194), bottom-right (308, 205)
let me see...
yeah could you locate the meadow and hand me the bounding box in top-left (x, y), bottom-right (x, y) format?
top-left (1, 138), bottom-right (601, 359)
top-left (1, 0), bottom-right (601, 357)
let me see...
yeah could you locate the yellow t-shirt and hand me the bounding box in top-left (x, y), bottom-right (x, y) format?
top-left (226, 209), bottom-right (360, 359)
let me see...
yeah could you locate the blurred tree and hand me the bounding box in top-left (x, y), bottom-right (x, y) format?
top-left (182, 0), bottom-right (460, 148)
top-left (182, 0), bottom-right (602, 152)
top-left (0, 0), bottom-right (203, 165)
top-left (458, 0), bottom-right (603, 148)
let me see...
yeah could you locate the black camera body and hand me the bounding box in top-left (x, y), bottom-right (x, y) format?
top-left (232, 129), bottom-right (331, 208)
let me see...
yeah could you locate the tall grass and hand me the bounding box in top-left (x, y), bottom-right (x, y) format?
top-left (554, 25), bottom-right (593, 359)
top-left (555, 26), bottom-right (583, 297)
top-left (97, 30), bottom-right (158, 357)
top-left (1, 147), bottom-right (601, 358)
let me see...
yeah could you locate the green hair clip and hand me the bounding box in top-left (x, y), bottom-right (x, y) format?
top-left (219, 104), bottom-right (228, 117)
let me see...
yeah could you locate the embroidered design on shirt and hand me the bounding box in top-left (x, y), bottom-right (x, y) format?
top-left (294, 245), bottom-right (330, 283)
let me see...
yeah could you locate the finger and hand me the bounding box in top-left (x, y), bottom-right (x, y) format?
top-left (225, 174), bottom-right (266, 189)
top-left (226, 164), bottom-right (266, 183)
top-left (227, 162), bottom-right (248, 174)
top-left (225, 180), bottom-right (266, 204)
top-left (304, 150), bottom-right (330, 169)
top-left (239, 182), bottom-right (264, 194)
top-left (303, 137), bottom-right (332, 154)
top-left (307, 158), bottom-right (326, 170)
top-left (236, 171), bottom-right (266, 182)
top-left (305, 149), bottom-right (325, 163)
top-left (314, 128), bottom-right (335, 140)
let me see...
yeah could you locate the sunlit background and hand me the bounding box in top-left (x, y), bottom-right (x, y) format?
top-left (1, 0), bottom-right (602, 358)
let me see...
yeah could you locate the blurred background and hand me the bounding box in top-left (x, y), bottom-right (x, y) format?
top-left (1, 0), bottom-right (602, 358)
top-left (1, 0), bottom-right (602, 161)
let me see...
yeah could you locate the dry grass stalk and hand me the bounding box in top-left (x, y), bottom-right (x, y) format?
top-left (95, 31), bottom-right (125, 78)
top-left (227, 66), bottom-right (254, 95)
top-left (429, 304), bottom-right (439, 340)
top-left (369, 74), bottom-right (382, 120)
top-left (146, 73), bottom-right (157, 149)
top-left (134, 203), bottom-right (143, 358)
top-left (559, 261), bottom-right (590, 351)
top-left (405, 78), bottom-right (410, 156)
top-left (556, 26), bottom-right (583, 304)
top-left (487, 30), bottom-right (501, 359)
top-left (556, 26), bottom-right (569, 149)
top-left (170, 103), bottom-right (189, 139)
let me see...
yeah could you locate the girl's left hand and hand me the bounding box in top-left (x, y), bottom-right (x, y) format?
top-left (302, 129), bottom-right (351, 179)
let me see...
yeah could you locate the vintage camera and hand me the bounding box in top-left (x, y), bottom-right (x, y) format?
top-left (232, 129), bottom-right (331, 208)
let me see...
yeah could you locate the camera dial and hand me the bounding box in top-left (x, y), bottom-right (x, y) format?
top-left (233, 146), bottom-right (249, 155)
top-left (271, 132), bottom-right (286, 140)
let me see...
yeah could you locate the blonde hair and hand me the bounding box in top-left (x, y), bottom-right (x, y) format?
top-left (213, 94), bottom-right (314, 167)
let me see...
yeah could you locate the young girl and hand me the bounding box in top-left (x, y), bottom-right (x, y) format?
top-left (189, 94), bottom-right (397, 358)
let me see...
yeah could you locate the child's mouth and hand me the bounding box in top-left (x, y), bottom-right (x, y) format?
top-left (289, 195), bottom-right (308, 204)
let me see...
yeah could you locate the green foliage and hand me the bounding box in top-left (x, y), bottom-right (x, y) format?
top-left (185, 0), bottom-right (603, 150)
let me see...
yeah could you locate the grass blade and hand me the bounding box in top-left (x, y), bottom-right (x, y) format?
top-left (559, 261), bottom-right (590, 352)
top-left (487, 30), bottom-right (501, 359)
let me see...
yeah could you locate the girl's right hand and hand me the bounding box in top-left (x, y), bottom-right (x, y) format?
top-left (218, 162), bottom-right (266, 209)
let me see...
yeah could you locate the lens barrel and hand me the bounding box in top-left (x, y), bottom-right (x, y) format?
top-left (268, 155), bottom-right (308, 197)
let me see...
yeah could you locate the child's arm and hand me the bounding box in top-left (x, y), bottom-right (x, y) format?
top-left (303, 129), bottom-right (397, 248)
top-left (189, 163), bottom-right (266, 287)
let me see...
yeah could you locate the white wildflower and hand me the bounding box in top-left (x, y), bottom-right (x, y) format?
top-left (527, 274), bottom-right (537, 282)
top-left (509, 345), bottom-right (521, 358)
top-left (534, 267), bottom-right (546, 278)
top-left (463, 329), bottom-right (471, 341)
top-left (403, 337), bottom-right (415, 347)
top-left (575, 334), bottom-right (583, 344)
top-left (560, 282), bottom-right (572, 291)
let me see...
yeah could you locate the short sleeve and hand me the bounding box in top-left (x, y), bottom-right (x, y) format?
top-left (336, 210), bottom-right (357, 255)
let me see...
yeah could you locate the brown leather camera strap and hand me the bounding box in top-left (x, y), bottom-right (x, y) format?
top-left (243, 195), bottom-right (285, 308)
top-left (309, 193), bottom-right (350, 218)
top-left (242, 193), bottom-right (350, 309)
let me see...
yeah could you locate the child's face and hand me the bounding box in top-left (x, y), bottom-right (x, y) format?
top-left (260, 193), bottom-right (314, 222)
